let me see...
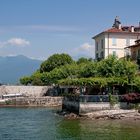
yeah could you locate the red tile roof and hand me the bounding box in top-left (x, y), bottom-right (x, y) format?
top-left (104, 27), bottom-right (123, 33)
top-left (104, 27), bottom-right (140, 33)
top-left (125, 43), bottom-right (140, 49)
top-left (93, 26), bottom-right (140, 39)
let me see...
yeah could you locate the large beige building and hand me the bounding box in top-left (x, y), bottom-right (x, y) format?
top-left (92, 17), bottom-right (140, 60)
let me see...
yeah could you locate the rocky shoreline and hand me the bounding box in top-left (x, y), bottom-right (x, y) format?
top-left (58, 109), bottom-right (140, 120)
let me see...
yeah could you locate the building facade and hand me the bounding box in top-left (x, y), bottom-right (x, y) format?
top-left (92, 17), bottom-right (140, 60)
top-left (126, 39), bottom-right (140, 60)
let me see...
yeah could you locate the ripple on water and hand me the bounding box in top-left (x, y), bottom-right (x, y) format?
top-left (0, 107), bottom-right (140, 140)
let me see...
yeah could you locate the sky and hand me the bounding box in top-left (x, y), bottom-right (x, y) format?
top-left (0, 0), bottom-right (140, 60)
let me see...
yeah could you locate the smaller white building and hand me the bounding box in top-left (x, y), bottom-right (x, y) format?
top-left (92, 17), bottom-right (140, 60)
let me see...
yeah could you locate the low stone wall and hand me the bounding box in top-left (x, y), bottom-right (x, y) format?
top-left (63, 101), bottom-right (131, 114)
top-left (79, 102), bottom-right (121, 114)
top-left (0, 86), bottom-right (53, 97)
top-left (80, 102), bottom-right (110, 113)
top-left (62, 96), bottom-right (132, 114)
top-left (1, 96), bottom-right (63, 107)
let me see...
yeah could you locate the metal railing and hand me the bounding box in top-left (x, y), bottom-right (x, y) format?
top-left (79, 95), bottom-right (109, 102)
top-left (63, 94), bottom-right (123, 102)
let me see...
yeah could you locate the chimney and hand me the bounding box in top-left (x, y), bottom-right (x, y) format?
top-left (118, 24), bottom-right (121, 30)
top-left (112, 16), bottom-right (121, 29)
top-left (131, 26), bottom-right (134, 32)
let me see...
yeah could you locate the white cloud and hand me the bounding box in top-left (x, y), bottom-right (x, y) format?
top-left (79, 43), bottom-right (93, 51)
top-left (0, 38), bottom-right (30, 48)
top-left (71, 43), bottom-right (95, 58)
top-left (77, 43), bottom-right (94, 54)
top-left (7, 38), bottom-right (30, 46)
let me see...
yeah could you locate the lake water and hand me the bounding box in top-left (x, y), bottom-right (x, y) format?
top-left (0, 107), bottom-right (140, 140)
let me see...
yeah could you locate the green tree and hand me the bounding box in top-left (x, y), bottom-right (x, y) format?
top-left (79, 62), bottom-right (98, 77)
top-left (40, 72), bottom-right (50, 85)
top-left (97, 55), bottom-right (137, 78)
top-left (132, 76), bottom-right (140, 92)
top-left (30, 71), bottom-right (43, 85)
top-left (46, 64), bottom-right (79, 84)
top-left (77, 57), bottom-right (92, 64)
top-left (40, 53), bottom-right (74, 72)
top-left (97, 55), bottom-right (118, 77)
top-left (20, 76), bottom-right (32, 85)
top-left (124, 60), bottom-right (138, 81)
top-left (31, 77), bottom-right (43, 86)
top-left (20, 54), bottom-right (138, 87)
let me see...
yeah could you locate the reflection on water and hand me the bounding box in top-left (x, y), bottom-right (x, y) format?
top-left (57, 119), bottom-right (140, 140)
top-left (0, 107), bottom-right (140, 140)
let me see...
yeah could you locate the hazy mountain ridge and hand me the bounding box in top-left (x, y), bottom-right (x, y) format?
top-left (0, 55), bottom-right (42, 84)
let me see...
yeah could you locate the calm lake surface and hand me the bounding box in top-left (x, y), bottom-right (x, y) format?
top-left (0, 107), bottom-right (140, 140)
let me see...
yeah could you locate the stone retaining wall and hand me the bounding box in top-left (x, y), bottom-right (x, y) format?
top-left (79, 102), bottom-right (120, 114)
top-left (1, 97), bottom-right (63, 107)
top-left (0, 86), bottom-right (53, 97)
top-left (80, 102), bottom-right (110, 113)
top-left (62, 96), bottom-right (131, 114)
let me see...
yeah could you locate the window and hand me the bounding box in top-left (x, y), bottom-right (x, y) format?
top-left (126, 38), bottom-right (130, 46)
top-left (101, 39), bottom-right (104, 49)
top-left (96, 42), bottom-right (98, 51)
top-left (96, 53), bottom-right (99, 59)
top-left (113, 51), bottom-right (116, 56)
top-left (112, 38), bottom-right (117, 46)
top-left (100, 51), bottom-right (104, 58)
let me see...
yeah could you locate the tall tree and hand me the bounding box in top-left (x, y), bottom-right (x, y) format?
top-left (40, 53), bottom-right (74, 72)
top-left (97, 55), bottom-right (137, 78)
top-left (77, 57), bottom-right (92, 64)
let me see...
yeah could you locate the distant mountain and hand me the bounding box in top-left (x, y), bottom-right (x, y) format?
top-left (0, 55), bottom-right (42, 84)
